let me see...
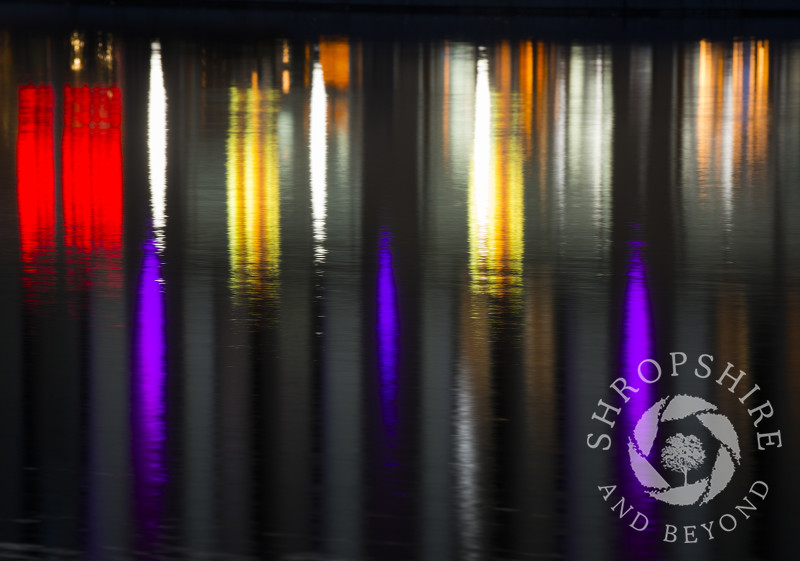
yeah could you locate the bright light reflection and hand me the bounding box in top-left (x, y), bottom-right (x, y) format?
top-left (310, 61), bottom-right (328, 263)
top-left (554, 55), bottom-right (566, 227)
top-left (468, 57), bottom-right (492, 287)
top-left (133, 233), bottom-right (167, 546)
top-left (468, 51), bottom-right (524, 297)
top-left (148, 41), bottom-right (167, 251)
top-left (721, 52), bottom-right (734, 227)
top-left (592, 52), bottom-right (607, 228)
top-left (226, 75), bottom-right (281, 301)
top-left (17, 85), bottom-right (56, 265)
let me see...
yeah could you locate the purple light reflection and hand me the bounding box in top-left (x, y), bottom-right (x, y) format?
top-left (377, 229), bottom-right (399, 447)
top-left (622, 238), bottom-right (652, 386)
top-left (620, 230), bottom-right (659, 548)
top-left (132, 235), bottom-right (168, 546)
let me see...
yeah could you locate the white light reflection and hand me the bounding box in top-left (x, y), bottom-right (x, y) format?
top-left (310, 61), bottom-right (328, 263)
top-left (592, 52), bottom-right (606, 229)
top-left (554, 54), bottom-right (567, 230)
top-left (721, 52), bottom-right (734, 230)
top-left (454, 365), bottom-right (480, 560)
top-left (149, 41), bottom-right (167, 251)
top-left (468, 56), bottom-right (492, 283)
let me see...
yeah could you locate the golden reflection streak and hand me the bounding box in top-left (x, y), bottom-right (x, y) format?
top-left (749, 40), bottom-right (769, 188)
top-left (468, 49), bottom-right (524, 297)
top-left (282, 70), bottom-right (290, 95)
top-left (520, 41), bottom-right (533, 155)
top-left (696, 39), bottom-right (716, 203)
top-left (226, 72), bottom-right (281, 300)
top-left (695, 40), bottom-right (770, 215)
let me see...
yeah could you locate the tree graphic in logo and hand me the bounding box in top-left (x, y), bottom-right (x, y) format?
top-left (628, 394), bottom-right (741, 506)
top-left (661, 433), bottom-right (706, 487)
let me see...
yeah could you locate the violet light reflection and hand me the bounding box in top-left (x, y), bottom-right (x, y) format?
top-left (377, 229), bottom-right (399, 448)
top-left (132, 235), bottom-right (168, 544)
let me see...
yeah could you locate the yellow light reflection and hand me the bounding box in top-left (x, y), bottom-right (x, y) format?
top-left (468, 51), bottom-right (524, 297)
top-left (71, 31), bottom-right (84, 72)
top-left (310, 61), bottom-right (328, 264)
top-left (226, 72), bottom-right (281, 300)
top-left (149, 41), bottom-right (167, 251)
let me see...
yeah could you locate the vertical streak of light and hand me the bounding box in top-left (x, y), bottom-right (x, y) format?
top-left (696, 40), bottom-right (716, 203)
top-left (132, 39), bottom-right (170, 550)
top-left (17, 85), bottom-right (56, 269)
top-left (620, 236), bottom-right (654, 521)
top-left (554, 51), bottom-right (567, 231)
top-left (469, 56), bottom-right (492, 290)
top-left (244, 76), bottom-right (262, 285)
top-left (751, 41), bottom-right (769, 188)
top-left (535, 42), bottom-right (550, 204)
top-left (721, 48), bottom-right (734, 229)
top-left (133, 235), bottom-right (167, 545)
top-left (377, 230), bottom-right (399, 444)
top-left (499, 70), bottom-right (524, 297)
top-left (454, 362), bottom-right (479, 561)
top-left (282, 70), bottom-right (290, 94)
top-left (442, 42), bottom-right (450, 160)
top-left (520, 41), bottom-right (533, 147)
top-left (62, 86), bottom-right (93, 261)
top-left (461, 51), bottom-right (492, 548)
top-left (469, 48), bottom-right (525, 297)
top-left (319, 39), bottom-right (350, 92)
top-left (62, 86), bottom-right (124, 263)
top-left (227, 87), bottom-right (244, 290)
top-left (455, 288), bottom-right (490, 561)
top-left (620, 235), bottom-right (655, 542)
top-left (622, 239), bottom-right (652, 400)
top-left (310, 62), bottom-right (328, 264)
top-left (149, 41), bottom-right (167, 252)
top-left (632, 47), bottom-right (652, 191)
top-left (226, 76), bottom-right (281, 302)
top-left (592, 51), bottom-right (605, 229)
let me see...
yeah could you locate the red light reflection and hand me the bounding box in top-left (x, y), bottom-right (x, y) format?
top-left (62, 85), bottom-right (123, 289)
top-left (17, 85), bottom-right (56, 269)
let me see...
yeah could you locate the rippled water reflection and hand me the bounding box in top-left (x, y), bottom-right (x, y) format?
top-left (0, 27), bottom-right (798, 560)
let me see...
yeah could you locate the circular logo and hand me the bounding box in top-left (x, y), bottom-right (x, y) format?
top-left (628, 394), bottom-right (741, 506)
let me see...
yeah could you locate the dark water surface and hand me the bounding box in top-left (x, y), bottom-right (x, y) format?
top-left (0, 23), bottom-right (799, 560)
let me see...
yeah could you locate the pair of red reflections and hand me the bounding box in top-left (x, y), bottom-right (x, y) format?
top-left (17, 84), bottom-right (123, 278)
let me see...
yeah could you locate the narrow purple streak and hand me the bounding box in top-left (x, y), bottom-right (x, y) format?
top-left (377, 229), bottom-right (399, 446)
top-left (623, 237), bottom-right (652, 382)
top-left (132, 235), bottom-right (168, 544)
top-left (620, 231), bottom-right (659, 544)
